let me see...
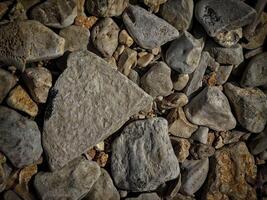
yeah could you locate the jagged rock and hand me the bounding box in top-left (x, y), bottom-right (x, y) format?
top-left (214, 28), bottom-right (242, 47)
top-left (248, 127), bottom-right (267, 155)
top-left (125, 193), bottom-right (161, 200)
top-left (0, 69), bottom-right (17, 103)
top-left (173, 73), bottom-right (189, 91)
top-left (0, 1), bottom-right (10, 20)
top-left (119, 29), bottom-right (134, 47)
top-left (171, 137), bottom-right (191, 162)
top-left (191, 126), bottom-right (209, 144)
top-left (215, 65), bottom-right (233, 85)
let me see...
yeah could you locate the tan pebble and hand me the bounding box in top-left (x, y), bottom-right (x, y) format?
top-left (113, 45), bottom-right (125, 61)
top-left (119, 29), bottom-right (134, 47)
top-left (150, 47), bottom-right (161, 55)
top-left (74, 15), bottom-right (98, 29)
top-left (104, 57), bottom-right (117, 69)
top-left (118, 47), bottom-right (137, 76)
top-left (95, 152), bottom-right (109, 167)
top-left (173, 73), bottom-right (189, 91)
top-left (86, 148), bottom-right (97, 160)
top-left (171, 137), bottom-right (191, 162)
top-left (137, 53), bottom-right (154, 68)
top-left (18, 164), bottom-right (38, 185)
top-left (96, 141), bottom-right (105, 151)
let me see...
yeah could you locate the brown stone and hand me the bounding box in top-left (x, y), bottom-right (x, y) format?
top-left (74, 15), bottom-right (98, 29)
top-left (171, 137), bottom-right (190, 162)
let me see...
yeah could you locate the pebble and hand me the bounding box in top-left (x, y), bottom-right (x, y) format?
top-left (3, 190), bottom-right (22, 200)
top-left (213, 28), bottom-right (242, 48)
top-left (91, 18), bottom-right (119, 58)
top-left (165, 31), bottom-right (204, 74)
top-left (74, 15), bottom-right (98, 29)
top-left (122, 5), bottom-right (179, 49)
top-left (22, 67), bottom-right (52, 103)
top-left (171, 137), bottom-right (191, 163)
top-left (118, 47), bottom-right (137, 76)
top-left (125, 193), bottom-right (161, 200)
top-left (0, 161), bottom-right (12, 193)
top-left (0, 68), bottom-right (17, 104)
top-left (218, 130), bottom-right (248, 145)
top-left (191, 126), bottom-right (209, 144)
top-left (140, 61), bottom-right (173, 98)
top-left (42, 50), bottom-right (152, 171)
top-left (157, 93), bottom-right (188, 111)
top-left (113, 45), bottom-right (125, 61)
top-left (128, 69), bottom-right (140, 85)
top-left (173, 73), bottom-right (189, 91)
top-left (34, 157), bottom-right (100, 200)
top-left (104, 56), bottom-right (117, 69)
top-left (185, 86), bottom-right (236, 131)
top-left (189, 143), bottom-right (215, 159)
top-left (215, 65), bottom-right (233, 85)
top-left (30, 0), bottom-right (77, 28)
top-left (8, 1), bottom-right (27, 21)
top-left (143, 0), bottom-right (167, 13)
top-left (111, 118), bottom-right (180, 192)
top-left (172, 193), bottom-right (196, 200)
top-left (224, 83), bottom-right (267, 133)
top-left (119, 30), bottom-right (134, 47)
top-left (160, 0), bottom-right (194, 31)
top-left (248, 127), bottom-right (267, 155)
top-left (137, 53), bottom-right (154, 68)
top-left (0, 106), bottom-right (42, 168)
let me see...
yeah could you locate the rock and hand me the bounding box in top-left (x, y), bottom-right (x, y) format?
top-left (157, 93), bottom-right (188, 111)
top-left (91, 18), bottom-right (119, 58)
top-left (59, 25), bottom-right (90, 52)
top-left (190, 143), bottom-right (215, 159)
top-left (164, 174), bottom-right (182, 200)
top-left (191, 126), bottom-right (209, 144)
top-left (218, 130), bottom-right (248, 146)
top-left (203, 142), bottom-right (257, 200)
top-left (167, 107), bottom-right (198, 138)
top-left (215, 65), bottom-right (233, 85)
top-left (173, 73), bottom-right (189, 91)
top-left (171, 137), bottom-right (191, 162)
top-left (114, 45), bottom-right (125, 61)
top-left (119, 190), bottom-right (128, 198)
top-left (140, 61), bottom-right (173, 98)
top-left (119, 29), bottom-right (134, 47)
top-left (241, 52), bottom-right (267, 87)
top-left (165, 31), bottom-right (204, 74)
top-left (143, 0), bottom-right (167, 13)
top-left (94, 152), bottom-right (109, 167)
top-left (30, 0), bottom-right (77, 28)
top-left (0, 20), bottom-right (65, 71)
top-left (122, 5), bottom-right (179, 49)
top-left (125, 193), bottom-right (161, 200)
top-left (3, 190), bottom-right (22, 200)
top-left (43, 50), bottom-right (153, 171)
top-left (160, 0), bottom-right (194, 31)
top-left (0, 2), bottom-right (10, 20)
top-left (86, 0), bottom-right (128, 17)
top-left (6, 85), bottom-right (38, 117)
top-left (8, 1), bottom-right (27, 21)
top-left (74, 15), bottom-right (98, 29)
top-left (118, 47), bottom-right (137, 76)
top-left (213, 28), bottom-right (242, 48)
top-left (172, 193), bottom-right (196, 200)
top-left (195, 0), bottom-right (256, 37)
top-left (248, 127), bottom-right (267, 155)
top-left (0, 69), bottom-right (17, 104)
top-left (111, 117), bottom-right (180, 192)
top-left (185, 86), bottom-right (236, 131)
top-left (128, 70), bottom-right (140, 85)
top-left (224, 83), bottom-right (267, 133)
top-left (34, 157), bottom-right (100, 200)
top-left (180, 159), bottom-right (209, 195)
top-left (83, 169), bottom-right (120, 200)
top-left (0, 106), bottom-right (42, 168)
top-left (137, 53), bottom-right (154, 68)
top-left (0, 162), bottom-right (12, 193)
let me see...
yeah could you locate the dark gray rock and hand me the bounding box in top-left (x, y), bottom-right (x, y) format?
top-left (224, 83), bottom-right (267, 133)
top-left (191, 126), bottom-right (209, 144)
top-left (111, 117), bottom-right (180, 192)
top-left (30, 0), bottom-right (77, 28)
top-left (43, 50), bottom-right (153, 171)
top-left (195, 0), bottom-right (256, 37)
top-left (215, 65), bottom-right (233, 85)
top-left (0, 68), bottom-right (17, 103)
top-left (34, 157), bottom-right (100, 200)
top-left (165, 31), bottom-right (204, 74)
top-left (0, 20), bottom-right (65, 71)
top-left (0, 106), bottom-right (42, 168)
top-left (125, 193), bottom-right (161, 200)
top-left (3, 190), bottom-right (22, 200)
top-left (185, 86), bottom-right (236, 131)
top-left (122, 5), bottom-right (179, 49)
top-left (248, 127), bottom-right (267, 155)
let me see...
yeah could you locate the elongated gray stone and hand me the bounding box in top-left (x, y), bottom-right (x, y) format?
top-left (43, 50), bottom-right (153, 171)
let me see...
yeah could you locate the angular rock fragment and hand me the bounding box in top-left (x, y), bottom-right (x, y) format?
top-left (125, 193), bottom-right (161, 200)
top-left (43, 50), bottom-right (153, 171)
top-left (215, 65), bottom-right (233, 85)
top-left (118, 47), bottom-right (137, 76)
top-left (189, 143), bottom-right (215, 159)
top-left (111, 118), bottom-right (180, 192)
top-left (171, 137), bottom-right (191, 162)
top-left (248, 127), bottom-right (267, 155)
top-left (191, 126), bottom-right (209, 144)
top-left (0, 69), bottom-right (17, 103)
top-left (123, 5), bottom-right (179, 49)
top-left (119, 29), bottom-right (134, 47)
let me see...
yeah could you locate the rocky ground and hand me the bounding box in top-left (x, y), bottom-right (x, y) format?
top-left (0, 0), bottom-right (267, 199)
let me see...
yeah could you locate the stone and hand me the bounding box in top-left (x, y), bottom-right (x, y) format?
top-left (224, 83), bottom-right (267, 133)
top-left (160, 0), bottom-right (194, 31)
top-left (195, 0), bottom-right (256, 37)
top-left (123, 5), bottom-right (179, 49)
top-left (94, 152), bottom-right (109, 167)
top-left (214, 28), bottom-right (242, 48)
top-left (189, 143), bottom-right (215, 159)
top-left (241, 52), bottom-right (267, 87)
top-left (0, 106), bottom-right (42, 168)
top-left (59, 25), bottom-right (90, 52)
top-left (165, 31), bottom-right (204, 74)
top-left (137, 53), bottom-right (154, 68)
top-left (3, 190), bottom-right (22, 200)
top-left (114, 45), bottom-right (125, 61)
top-left (119, 30), bottom-right (134, 47)
top-left (185, 86), bottom-right (236, 131)
top-left (203, 142), bottom-right (257, 200)
top-left (215, 65), bottom-right (233, 85)
top-left (34, 157), bottom-right (100, 200)
top-left (180, 159), bottom-right (209, 195)
top-left (0, 1), bottom-right (10, 20)
top-left (164, 174), bottom-right (182, 200)
top-left (0, 20), bottom-right (65, 71)
top-left (143, 0), bottom-right (167, 13)
top-left (43, 50), bottom-right (153, 171)
top-left (167, 107), bottom-right (198, 138)
top-left (86, 0), bottom-right (128, 17)
top-left (140, 61), bottom-right (173, 98)
top-left (128, 70), bottom-right (140, 85)
top-left (172, 193), bottom-right (196, 200)
top-left (218, 130), bottom-right (248, 146)
top-left (0, 69), bottom-right (17, 104)
top-left (118, 47), bottom-right (137, 76)
top-left (248, 127), bottom-right (267, 155)
top-left (104, 57), bottom-right (117, 69)
top-left (191, 126), bottom-right (209, 144)
top-left (6, 85), bottom-right (38, 117)
top-left (30, 0), bottom-right (77, 28)
top-left (8, 1), bottom-right (27, 21)
top-left (83, 169), bottom-right (120, 200)
top-left (74, 15), bottom-right (98, 29)
top-left (171, 137), bottom-right (191, 162)
top-left (91, 18), bottom-right (119, 58)
top-left (111, 118), bottom-right (180, 192)
top-left (173, 73), bottom-right (189, 91)
top-left (0, 161), bottom-right (12, 193)
top-left (157, 93), bottom-right (188, 111)
top-left (125, 193), bottom-right (161, 200)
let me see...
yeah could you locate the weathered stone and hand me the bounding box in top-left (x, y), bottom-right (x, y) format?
top-left (214, 28), bottom-right (242, 48)
top-left (224, 83), bottom-right (267, 133)
top-left (91, 18), bottom-right (119, 57)
top-left (140, 62), bottom-right (173, 98)
top-left (34, 157), bottom-right (100, 200)
top-left (164, 174), bottom-right (182, 200)
top-left (241, 52), bottom-right (267, 87)
top-left (143, 0), bottom-right (167, 13)
top-left (119, 29), bottom-right (134, 47)
top-left (3, 190), bottom-right (22, 200)
top-left (0, 1), bottom-right (10, 20)
top-left (195, 0), bottom-right (256, 37)
top-left (123, 5), bottom-right (179, 49)
top-left (248, 127), bottom-right (267, 155)
top-left (43, 50), bottom-right (153, 171)
top-left (160, 0), bottom-right (194, 31)
top-left (0, 20), bottom-right (65, 71)
top-left (111, 118), bottom-right (180, 192)
top-left (0, 106), bottom-right (42, 168)
top-left (128, 70), bottom-right (140, 85)
top-left (173, 73), bottom-right (189, 91)
top-left (190, 143), bottom-right (215, 159)
top-left (203, 142), bottom-right (257, 200)
top-left (74, 15), bottom-right (98, 29)
top-left (84, 168), bottom-right (120, 200)
top-left (215, 65), bottom-right (233, 85)
top-left (114, 45), bottom-right (125, 61)
top-left (218, 130), bottom-right (248, 146)
top-left (6, 85), bottom-right (38, 117)
top-left (181, 159), bottom-right (209, 195)
top-left (30, 0), bottom-right (77, 28)
top-left (171, 137), bottom-right (191, 163)
top-left (157, 93), bottom-right (188, 111)
top-left (191, 126), bottom-right (209, 144)
top-left (165, 31), bottom-right (204, 74)
top-left (0, 69), bottom-right (17, 104)
top-left (137, 53), bottom-right (154, 68)
top-left (125, 193), bottom-right (161, 200)
top-left (118, 47), bottom-right (137, 76)
top-left (8, 1), bottom-right (27, 21)
top-left (185, 86), bottom-right (236, 131)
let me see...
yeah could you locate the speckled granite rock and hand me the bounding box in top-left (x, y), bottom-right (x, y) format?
top-left (0, 68), bottom-right (17, 103)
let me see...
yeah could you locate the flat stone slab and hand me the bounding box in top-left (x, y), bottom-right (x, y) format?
top-left (43, 50), bottom-right (153, 171)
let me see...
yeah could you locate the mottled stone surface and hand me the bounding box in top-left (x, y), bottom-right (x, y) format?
top-left (215, 65), bottom-right (233, 85)
top-left (43, 50), bottom-right (153, 171)
top-left (171, 137), bottom-right (191, 162)
top-left (190, 143), bottom-right (215, 159)
top-left (34, 157), bottom-right (100, 200)
top-left (0, 106), bottom-right (42, 168)
top-left (118, 47), bottom-right (137, 76)
top-left (125, 193), bottom-right (161, 200)
top-left (111, 118), bottom-right (180, 192)
top-left (122, 5), bottom-right (179, 49)
top-left (214, 28), bottom-right (242, 48)
top-left (0, 68), bottom-right (17, 103)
